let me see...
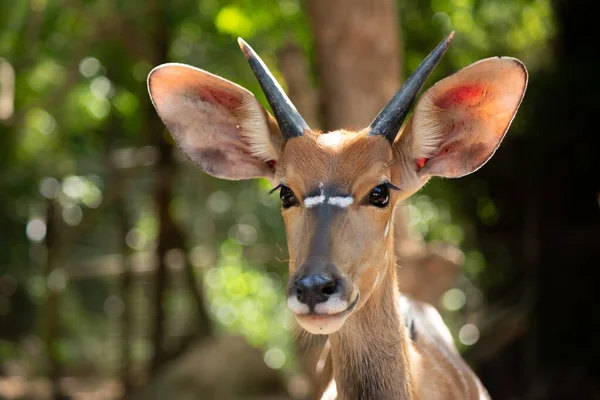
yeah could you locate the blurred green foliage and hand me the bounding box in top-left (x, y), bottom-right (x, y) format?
top-left (0, 0), bottom-right (553, 381)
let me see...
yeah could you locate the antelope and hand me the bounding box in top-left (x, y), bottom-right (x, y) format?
top-left (147, 32), bottom-right (527, 399)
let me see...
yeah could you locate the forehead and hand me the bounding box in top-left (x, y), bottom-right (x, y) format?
top-left (280, 130), bottom-right (392, 193)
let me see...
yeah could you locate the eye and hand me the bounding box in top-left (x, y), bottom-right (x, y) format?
top-left (368, 183), bottom-right (399, 207)
top-left (279, 186), bottom-right (298, 208)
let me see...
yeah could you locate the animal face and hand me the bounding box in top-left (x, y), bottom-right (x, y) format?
top-left (147, 35), bottom-right (527, 335)
top-left (276, 131), bottom-right (398, 333)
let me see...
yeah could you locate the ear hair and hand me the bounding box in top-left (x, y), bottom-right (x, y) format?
top-left (410, 95), bottom-right (446, 159)
top-left (392, 119), bottom-right (434, 191)
top-left (393, 56), bottom-right (527, 189)
top-left (393, 97), bottom-right (448, 190)
top-left (148, 63), bottom-right (284, 181)
top-left (238, 96), bottom-right (281, 162)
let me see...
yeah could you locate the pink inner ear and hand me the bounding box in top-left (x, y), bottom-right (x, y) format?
top-left (197, 87), bottom-right (243, 110)
top-left (436, 83), bottom-right (486, 108)
top-left (148, 64), bottom-right (279, 180)
top-left (410, 57), bottom-right (528, 179)
top-left (416, 158), bottom-right (428, 169)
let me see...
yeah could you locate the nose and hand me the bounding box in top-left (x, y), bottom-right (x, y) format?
top-left (294, 274), bottom-right (338, 310)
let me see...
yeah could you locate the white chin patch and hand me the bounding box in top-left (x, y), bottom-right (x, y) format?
top-left (295, 312), bottom-right (348, 335)
top-left (287, 296), bottom-right (310, 314)
top-left (314, 293), bottom-right (348, 314)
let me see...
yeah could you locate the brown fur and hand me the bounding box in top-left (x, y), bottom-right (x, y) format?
top-left (148, 56), bottom-right (528, 400)
top-left (278, 130), bottom-right (489, 400)
top-left (281, 131), bottom-right (395, 308)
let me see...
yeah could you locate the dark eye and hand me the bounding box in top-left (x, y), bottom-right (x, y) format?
top-left (280, 186), bottom-right (298, 208)
top-left (369, 184), bottom-right (390, 207)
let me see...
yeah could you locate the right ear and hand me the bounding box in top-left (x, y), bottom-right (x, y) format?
top-left (392, 57), bottom-right (527, 192)
top-left (147, 63), bottom-right (284, 180)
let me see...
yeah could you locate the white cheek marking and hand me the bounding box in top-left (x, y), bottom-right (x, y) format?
top-left (374, 270), bottom-right (382, 287)
top-left (304, 195), bottom-right (326, 208)
top-left (327, 196), bottom-right (354, 208)
top-left (287, 296), bottom-right (310, 314)
top-left (384, 220), bottom-right (391, 237)
top-left (321, 380), bottom-right (338, 400)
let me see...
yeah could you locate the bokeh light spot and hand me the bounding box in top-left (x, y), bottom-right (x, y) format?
top-left (459, 324), bottom-right (480, 346)
top-left (26, 219), bottom-right (46, 242)
top-left (62, 205), bottom-right (83, 226)
top-left (207, 191), bottom-right (233, 214)
top-left (264, 348), bottom-right (286, 369)
top-left (47, 268), bottom-right (68, 292)
top-left (79, 57), bottom-right (101, 78)
top-left (442, 288), bottom-right (466, 311)
top-left (104, 295), bottom-right (125, 318)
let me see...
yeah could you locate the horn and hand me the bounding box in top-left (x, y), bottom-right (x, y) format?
top-left (369, 32), bottom-right (455, 143)
top-left (238, 38), bottom-right (310, 140)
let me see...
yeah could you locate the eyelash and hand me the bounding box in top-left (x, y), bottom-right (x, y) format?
top-left (365, 182), bottom-right (400, 208)
top-left (379, 182), bottom-right (400, 191)
top-left (269, 184), bottom-right (284, 195)
top-left (269, 182), bottom-right (399, 193)
top-left (270, 184), bottom-right (298, 208)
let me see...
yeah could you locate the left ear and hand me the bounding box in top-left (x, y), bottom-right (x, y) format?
top-left (393, 57), bottom-right (528, 189)
top-left (147, 63), bottom-right (284, 181)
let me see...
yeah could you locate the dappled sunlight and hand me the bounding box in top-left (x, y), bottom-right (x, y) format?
top-left (5, 0), bottom-right (595, 398)
top-left (407, 193), bottom-right (487, 350)
top-left (204, 241), bottom-right (294, 369)
top-left (459, 323), bottom-right (480, 346)
top-left (26, 219), bottom-right (46, 243)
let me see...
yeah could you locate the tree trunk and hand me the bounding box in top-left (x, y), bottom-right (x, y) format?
top-left (146, 0), bottom-right (212, 373)
top-left (146, 0), bottom-right (173, 373)
top-left (149, 141), bottom-right (172, 372)
top-left (116, 189), bottom-right (133, 393)
top-left (40, 200), bottom-right (66, 400)
top-left (307, 0), bottom-right (403, 131)
top-left (277, 40), bottom-right (320, 128)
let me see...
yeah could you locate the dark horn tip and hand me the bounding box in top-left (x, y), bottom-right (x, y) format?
top-left (237, 37), bottom-right (310, 140)
top-left (237, 37), bottom-right (251, 58)
top-left (368, 32), bottom-right (455, 144)
top-left (441, 31), bottom-right (455, 50)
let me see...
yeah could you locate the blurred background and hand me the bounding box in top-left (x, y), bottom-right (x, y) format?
top-left (0, 0), bottom-right (599, 399)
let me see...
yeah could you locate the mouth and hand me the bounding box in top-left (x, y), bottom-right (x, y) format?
top-left (294, 294), bottom-right (360, 335)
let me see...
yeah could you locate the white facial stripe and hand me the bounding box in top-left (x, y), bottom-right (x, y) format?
top-left (287, 296), bottom-right (310, 314)
top-left (327, 196), bottom-right (354, 208)
top-left (314, 293), bottom-right (349, 314)
top-left (304, 195), bottom-right (326, 208)
top-left (304, 195), bottom-right (354, 209)
top-left (384, 220), bottom-right (390, 237)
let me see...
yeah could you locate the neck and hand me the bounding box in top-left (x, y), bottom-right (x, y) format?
top-left (329, 258), bottom-right (413, 399)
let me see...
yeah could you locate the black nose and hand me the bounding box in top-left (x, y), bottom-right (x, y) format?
top-left (294, 274), bottom-right (338, 310)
